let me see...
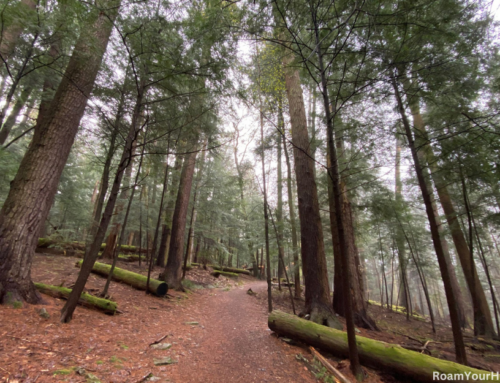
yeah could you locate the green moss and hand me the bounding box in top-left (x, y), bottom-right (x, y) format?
top-left (212, 270), bottom-right (239, 279)
top-left (77, 261), bottom-right (168, 296)
top-left (96, 360), bottom-right (104, 365)
top-left (269, 310), bottom-right (493, 382)
top-left (119, 343), bottom-right (129, 350)
top-left (4, 292), bottom-right (22, 308)
top-left (38, 238), bottom-right (52, 248)
top-left (53, 369), bottom-right (72, 376)
top-left (34, 282), bottom-right (117, 314)
top-left (368, 300), bottom-right (425, 320)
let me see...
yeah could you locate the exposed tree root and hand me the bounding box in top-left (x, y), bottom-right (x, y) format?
top-left (355, 309), bottom-right (380, 331)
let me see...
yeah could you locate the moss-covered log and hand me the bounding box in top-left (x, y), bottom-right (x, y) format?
top-left (211, 270), bottom-right (239, 279)
top-left (76, 261), bottom-right (168, 296)
top-left (118, 254), bottom-right (145, 262)
top-left (211, 265), bottom-right (250, 275)
top-left (37, 238), bottom-right (54, 248)
top-left (34, 283), bottom-right (117, 315)
top-left (268, 310), bottom-right (495, 382)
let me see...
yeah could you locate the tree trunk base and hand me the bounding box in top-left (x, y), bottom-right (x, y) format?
top-left (355, 309), bottom-right (380, 331)
top-left (0, 280), bottom-right (42, 306)
top-left (302, 302), bottom-right (342, 330)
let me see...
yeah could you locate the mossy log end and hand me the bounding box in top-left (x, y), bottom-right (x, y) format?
top-left (212, 265), bottom-right (250, 275)
top-left (268, 310), bottom-right (494, 382)
top-left (211, 270), bottom-right (239, 279)
top-left (34, 282), bottom-right (117, 315)
top-left (76, 261), bottom-right (168, 296)
top-left (37, 238), bottom-right (53, 248)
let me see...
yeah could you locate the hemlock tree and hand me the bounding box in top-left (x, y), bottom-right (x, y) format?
top-left (0, 0), bottom-right (120, 305)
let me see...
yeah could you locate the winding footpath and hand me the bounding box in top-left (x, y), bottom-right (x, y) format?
top-left (167, 280), bottom-right (316, 383)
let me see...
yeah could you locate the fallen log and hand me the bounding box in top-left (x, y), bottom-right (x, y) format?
top-left (34, 282), bottom-right (117, 315)
top-left (118, 254), bottom-right (145, 263)
top-left (76, 261), bottom-right (168, 296)
top-left (309, 346), bottom-right (351, 383)
top-left (211, 270), bottom-right (238, 279)
top-left (212, 265), bottom-right (250, 275)
top-left (268, 310), bottom-right (495, 382)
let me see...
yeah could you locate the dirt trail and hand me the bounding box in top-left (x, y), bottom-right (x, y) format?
top-left (167, 280), bottom-right (315, 383)
top-left (0, 256), bottom-right (316, 383)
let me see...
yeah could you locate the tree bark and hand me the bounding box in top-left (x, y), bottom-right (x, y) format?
top-left (101, 130), bottom-right (146, 297)
top-left (281, 52), bottom-right (339, 328)
top-left (391, 70), bottom-right (467, 364)
top-left (415, 115), bottom-right (494, 338)
top-left (394, 130), bottom-right (409, 311)
top-left (282, 130), bottom-right (301, 299)
top-left (102, 138), bottom-right (137, 259)
top-left (163, 148), bottom-right (198, 290)
top-left (183, 139), bottom-right (207, 278)
top-left (276, 113), bottom-right (285, 283)
top-left (0, 0), bottom-right (36, 61)
top-left (310, 14), bottom-right (364, 377)
top-left (60, 68), bottom-right (143, 323)
top-left (258, 82), bottom-right (273, 313)
top-left (157, 154), bottom-right (183, 267)
top-left (0, 1), bottom-right (119, 305)
top-left (0, 84), bottom-right (32, 145)
top-left (400, 76), bottom-right (471, 331)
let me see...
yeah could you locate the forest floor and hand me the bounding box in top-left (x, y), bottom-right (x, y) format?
top-left (1, 253), bottom-right (499, 383)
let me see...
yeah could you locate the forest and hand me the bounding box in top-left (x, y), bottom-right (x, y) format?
top-left (1, 0), bottom-right (500, 382)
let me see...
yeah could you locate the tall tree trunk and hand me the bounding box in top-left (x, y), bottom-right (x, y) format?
top-left (36, 24), bottom-right (64, 126)
top-left (399, 218), bottom-right (437, 332)
top-left (0, 0), bottom-right (36, 61)
top-left (86, 76), bottom-right (128, 258)
top-left (101, 130), bottom-right (146, 297)
top-left (414, 112), bottom-right (495, 338)
top-left (0, 84), bottom-right (32, 144)
top-left (282, 125), bottom-right (300, 298)
top-left (163, 148), bottom-right (198, 290)
top-left (183, 139), bottom-right (207, 278)
top-left (280, 51), bottom-right (339, 328)
top-left (310, 11), bottom-right (364, 377)
top-left (400, 76), bottom-right (471, 331)
top-left (147, 149), bottom-right (171, 292)
top-left (276, 110), bottom-right (285, 283)
top-left (60, 69), bottom-right (144, 323)
top-left (102, 138), bottom-right (137, 259)
top-left (394, 130), bottom-right (409, 310)
top-left (157, 154), bottom-right (183, 267)
top-left (391, 70), bottom-right (467, 364)
top-left (255, 50), bottom-right (273, 311)
top-left (0, 1), bottom-right (119, 305)
top-left (0, 33), bottom-right (38, 129)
